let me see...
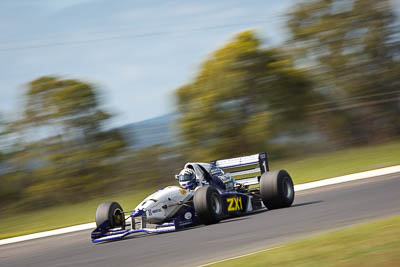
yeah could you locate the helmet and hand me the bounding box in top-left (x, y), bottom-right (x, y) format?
top-left (176, 168), bottom-right (196, 189)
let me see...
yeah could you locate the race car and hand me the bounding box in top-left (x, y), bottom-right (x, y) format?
top-left (91, 152), bottom-right (295, 243)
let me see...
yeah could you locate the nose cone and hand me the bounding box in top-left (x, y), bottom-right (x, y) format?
top-left (131, 209), bottom-right (144, 217)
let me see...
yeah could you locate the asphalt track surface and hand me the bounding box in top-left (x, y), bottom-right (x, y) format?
top-left (1, 174), bottom-right (400, 267)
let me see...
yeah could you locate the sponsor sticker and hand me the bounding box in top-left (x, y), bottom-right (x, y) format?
top-left (184, 212), bottom-right (192, 220)
top-left (226, 197), bottom-right (243, 212)
top-left (179, 188), bottom-right (187, 195)
top-left (179, 220), bottom-right (192, 226)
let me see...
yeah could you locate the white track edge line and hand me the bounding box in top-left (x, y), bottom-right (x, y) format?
top-left (197, 246), bottom-right (282, 267)
top-left (294, 165), bottom-right (400, 192)
top-left (0, 222), bottom-right (96, 246)
top-left (1, 164), bottom-right (400, 246)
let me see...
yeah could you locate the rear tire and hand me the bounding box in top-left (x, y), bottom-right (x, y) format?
top-left (260, 170), bottom-right (294, 209)
top-left (95, 201), bottom-right (125, 229)
top-left (193, 186), bottom-right (222, 225)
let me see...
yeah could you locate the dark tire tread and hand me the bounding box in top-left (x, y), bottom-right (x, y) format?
top-left (260, 170), bottom-right (295, 209)
top-left (95, 201), bottom-right (125, 229)
top-left (193, 186), bottom-right (222, 225)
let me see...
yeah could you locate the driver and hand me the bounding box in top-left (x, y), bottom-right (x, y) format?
top-left (176, 168), bottom-right (197, 189)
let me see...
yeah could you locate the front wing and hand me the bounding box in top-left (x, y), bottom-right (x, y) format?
top-left (91, 207), bottom-right (198, 243)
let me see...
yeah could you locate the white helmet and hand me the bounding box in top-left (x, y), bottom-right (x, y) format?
top-left (176, 168), bottom-right (197, 189)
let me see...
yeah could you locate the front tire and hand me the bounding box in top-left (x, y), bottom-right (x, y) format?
top-left (193, 186), bottom-right (222, 225)
top-left (95, 201), bottom-right (125, 229)
top-left (260, 170), bottom-right (295, 209)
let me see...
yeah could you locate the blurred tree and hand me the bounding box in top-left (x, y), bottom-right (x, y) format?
top-left (0, 115), bottom-right (32, 212)
top-left (124, 145), bottom-right (184, 186)
top-left (176, 31), bottom-right (317, 161)
top-left (287, 0), bottom-right (400, 145)
top-left (0, 114), bottom-right (5, 153)
top-left (11, 76), bottom-right (126, 207)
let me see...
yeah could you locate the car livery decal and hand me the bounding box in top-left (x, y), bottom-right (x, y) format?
top-left (226, 196), bottom-right (243, 211)
top-left (179, 188), bottom-right (187, 195)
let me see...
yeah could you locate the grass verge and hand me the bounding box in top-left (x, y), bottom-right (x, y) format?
top-left (208, 215), bottom-right (400, 266)
top-left (1, 140), bottom-right (400, 240)
top-left (271, 140), bottom-right (400, 184)
top-left (0, 186), bottom-right (163, 240)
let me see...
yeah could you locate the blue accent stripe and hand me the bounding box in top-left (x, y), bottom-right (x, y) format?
top-left (92, 226), bottom-right (176, 243)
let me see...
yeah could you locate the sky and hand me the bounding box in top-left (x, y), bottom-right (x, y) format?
top-left (0, 0), bottom-right (299, 127)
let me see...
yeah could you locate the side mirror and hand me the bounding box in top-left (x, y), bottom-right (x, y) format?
top-left (175, 175), bottom-right (179, 180)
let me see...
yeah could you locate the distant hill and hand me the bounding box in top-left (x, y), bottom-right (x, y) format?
top-left (119, 113), bottom-right (180, 148)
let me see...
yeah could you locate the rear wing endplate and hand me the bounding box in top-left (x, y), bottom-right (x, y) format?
top-left (211, 152), bottom-right (269, 186)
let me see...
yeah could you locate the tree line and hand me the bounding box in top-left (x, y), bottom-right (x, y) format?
top-left (1, 0), bottom-right (399, 213)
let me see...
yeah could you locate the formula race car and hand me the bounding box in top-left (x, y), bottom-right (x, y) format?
top-left (91, 152), bottom-right (295, 243)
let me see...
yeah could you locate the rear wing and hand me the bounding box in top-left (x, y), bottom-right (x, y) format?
top-left (211, 152), bottom-right (269, 187)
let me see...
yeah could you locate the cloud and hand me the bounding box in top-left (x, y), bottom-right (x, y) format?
top-left (115, 2), bottom-right (217, 22)
top-left (40, 0), bottom-right (96, 12)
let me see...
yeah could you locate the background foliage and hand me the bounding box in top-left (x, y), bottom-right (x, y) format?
top-left (0, 0), bottom-right (399, 215)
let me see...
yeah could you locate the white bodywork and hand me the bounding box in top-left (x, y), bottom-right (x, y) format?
top-left (134, 186), bottom-right (194, 224)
